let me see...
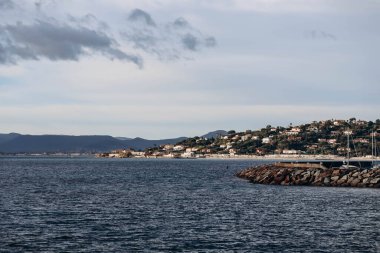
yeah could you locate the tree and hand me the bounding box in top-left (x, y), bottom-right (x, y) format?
top-left (227, 130), bottom-right (236, 135)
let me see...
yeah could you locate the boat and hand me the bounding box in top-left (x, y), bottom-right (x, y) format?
top-left (340, 130), bottom-right (357, 169)
top-left (371, 131), bottom-right (379, 169)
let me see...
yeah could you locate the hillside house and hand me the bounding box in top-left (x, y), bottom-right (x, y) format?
top-left (262, 137), bottom-right (271, 144)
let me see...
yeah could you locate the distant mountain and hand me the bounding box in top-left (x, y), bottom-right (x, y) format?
top-left (0, 135), bottom-right (123, 153)
top-left (0, 133), bottom-right (21, 144)
top-left (0, 134), bottom-right (187, 153)
top-left (202, 130), bottom-right (227, 139)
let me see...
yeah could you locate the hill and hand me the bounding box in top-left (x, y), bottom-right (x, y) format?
top-left (147, 118), bottom-right (380, 157)
top-left (0, 134), bottom-right (187, 153)
top-left (201, 130), bottom-right (227, 139)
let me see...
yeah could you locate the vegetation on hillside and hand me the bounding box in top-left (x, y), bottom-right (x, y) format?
top-left (146, 118), bottom-right (380, 156)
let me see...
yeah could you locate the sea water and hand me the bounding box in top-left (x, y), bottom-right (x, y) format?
top-left (0, 158), bottom-right (379, 252)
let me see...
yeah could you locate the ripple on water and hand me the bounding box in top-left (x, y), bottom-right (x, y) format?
top-left (0, 158), bottom-right (379, 252)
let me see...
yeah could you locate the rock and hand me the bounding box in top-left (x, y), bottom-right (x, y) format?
top-left (362, 173), bottom-right (371, 178)
top-left (337, 178), bottom-right (346, 185)
top-left (236, 164), bottom-right (380, 188)
top-left (332, 170), bottom-right (341, 176)
top-left (302, 174), bottom-right (311, 181)
top-left (313, 176), bottom-right (322, 184)
top-left (274, 174), bottom-right (285, 184)
top-left (350, 178), bottom-right (361, 187)
top-left (352, 172), bottom-right (359, 177)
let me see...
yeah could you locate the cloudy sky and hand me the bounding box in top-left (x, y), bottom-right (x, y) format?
top-left (0, 0), bottom-right (379, 138)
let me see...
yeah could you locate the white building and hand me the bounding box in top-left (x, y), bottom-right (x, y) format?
top-left (262, 137), bottom-right (271, 144)
top-left (186, 147), bottom-right (199, 152)
top-left (241, 134), bottom-right (252, 141)
top-left (181, 152), bottom-right (195, 158)
top-left (163, 144), bottom-right (174, 151)
top-left (173, 145), bottom-right (185, 151)
top-left (282, 149), bottom-right (300, 155)
top-left (229, 148), bottom-right (237, 155)
top-left (131, 151), bottom-right (145, 157)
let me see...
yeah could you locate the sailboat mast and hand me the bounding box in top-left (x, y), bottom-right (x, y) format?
top-left (375, 133), bottom-right (378, 160)
top-left (372, 131), bottom-right (375, 166)
top-left (348, 134), bottom-right (350, 166)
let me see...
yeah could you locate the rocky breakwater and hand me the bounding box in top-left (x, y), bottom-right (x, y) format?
top-left (236, 163), bottom-right (380, 188)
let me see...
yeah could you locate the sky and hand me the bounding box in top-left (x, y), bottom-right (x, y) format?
top-left (0, 0), bottom-right (379, 139)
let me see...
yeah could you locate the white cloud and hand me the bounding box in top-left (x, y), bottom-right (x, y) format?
top-left (0, 0), bottom-right (379, 137)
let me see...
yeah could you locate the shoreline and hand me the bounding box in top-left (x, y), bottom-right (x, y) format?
top-left (1, 153), bottom-right (380, 162)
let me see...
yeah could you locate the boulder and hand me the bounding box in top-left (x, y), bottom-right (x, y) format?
top-left (302, 174), bottom-right (311, 181)
top-left (332, 170), bottom-right (341, 176)
top-left (236, 165), bottom-right (380, 188)
top-left (352, 172), bottom-right (360, 177)
top-left (362, 173), bottom-right (371, 178)
top-left (274, 174), bottom-right (285, 184)
top-left (350, 178), bottom-right (361, 187)
top-left (337, 178), bottom-right (347, 185)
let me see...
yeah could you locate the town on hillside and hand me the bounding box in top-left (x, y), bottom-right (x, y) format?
top-left (98, 118), bottom-right (380, 159)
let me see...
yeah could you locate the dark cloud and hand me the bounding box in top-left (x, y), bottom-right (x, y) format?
top-left (106, 47), bottom-right (143, 66)
top-left (173, 17), bottom-right (190, 28)
top-left (0, 20), bottom-right (142, 67)
top-left (128, 9), bottom-right (156, 26)
top-left (0, 0), bottom-right (14, 9)
top-left (122, 10), bottom-right (217, 60)
top-left (182, 34), bottom-right (198, 51)
top-left (0, 6), bottom-right (215, 66)
top-left (0, 42), bottom-right (37, 64)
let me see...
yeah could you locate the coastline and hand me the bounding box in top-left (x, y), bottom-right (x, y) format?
top-left (2, 153), bottom-right (380, 163)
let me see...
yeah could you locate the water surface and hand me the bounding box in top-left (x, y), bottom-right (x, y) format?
top-left (0, 158), bottom-right (379, 252)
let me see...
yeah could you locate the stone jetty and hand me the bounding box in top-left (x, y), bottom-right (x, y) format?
top-left (236, 163), bottom-right (380, 188)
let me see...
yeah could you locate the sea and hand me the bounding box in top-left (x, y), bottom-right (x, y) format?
top-left (0, 157), bottom-right (379, 252)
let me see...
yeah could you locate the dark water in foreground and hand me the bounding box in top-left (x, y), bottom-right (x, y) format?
top-left (0, 158), bottom-right (379, 252)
